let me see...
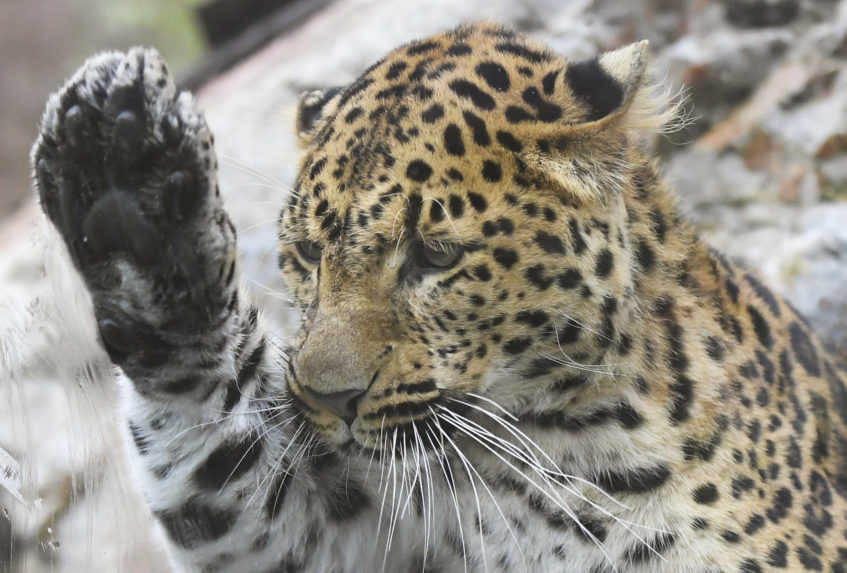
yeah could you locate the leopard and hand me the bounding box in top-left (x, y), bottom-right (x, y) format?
top-left (30, 22), bottom-right (847, 573)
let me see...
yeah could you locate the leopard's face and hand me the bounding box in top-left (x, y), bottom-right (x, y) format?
top-left (277, 23), bottom-right (649, 451)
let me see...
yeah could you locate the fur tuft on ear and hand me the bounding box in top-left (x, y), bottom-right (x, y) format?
top-left (620, 67), bottom-right (692, 135)
top-left (295, 86), bottom-right (344, 146)
top-left (598, 40), bottom-right (649, 96)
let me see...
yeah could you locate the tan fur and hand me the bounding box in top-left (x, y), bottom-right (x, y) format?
top-left (278, 23), bottom-right (847, 570)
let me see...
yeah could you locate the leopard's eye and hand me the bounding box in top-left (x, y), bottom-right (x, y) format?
top-left (295, 240), bottom-right (323, 265)
top-left (414, 242), bottom-right (464, 272)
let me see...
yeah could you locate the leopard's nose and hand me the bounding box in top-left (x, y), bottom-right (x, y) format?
top-left (304, 388), bottom-right (366, 425)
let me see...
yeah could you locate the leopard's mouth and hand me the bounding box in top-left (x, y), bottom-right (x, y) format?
top-left (283, 359), bottom-right (455, 449)
top-left (285, 376), bottom-right (464, 455)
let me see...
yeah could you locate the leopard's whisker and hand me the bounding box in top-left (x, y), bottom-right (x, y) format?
top-left (450, 396), bottom-right (631, 510)
top-left (424, 197), bottom-right (459, 236)
top-left (438, 406), bottom-right (670, 567)
top-left (550, 324), bottom-right (619, 377)
top-left (162, 401), bottom-right (290, 450)
top-left (377, 417), bottom-right (389, 492)
top-left (539, 349), bottom-right (618, 373)
top-left (435, 410), bottom-right (619, 570)
top-left (219, 154), bottom-right (290, 189)
top-left (365, 414), bottom-right (386, 482)
top-left (395, 431), bottom-right (415, 542)
top-left (244, 277), bottom-right (292, 303)
top-left (236, 196), bottom-right (295, 203)
top-left (244, 420), bottom-right (305, 510)
top-left (445, 399), bottom-right (675, 547)
top-left (241, 217), bottom-right (287, 234)
top-left (428, 412), bottom-right (470, 573)
top-left (391, 225), bottom-right (406, 269)
top-left (446, 438), bottom-right (530, 573)
top-left (440, 418), bottom-right (522, 573)
top-left (398, 431), bottom-right (420, 519)
top-left (380, 427), bottom-right (402, 571)
top-left (376, 431), bottom-right (391, 546)
top-left (439, 405), bottom-right (630, 525)
top-left (454, 435), bottom-right (490, 573)
top-left (250, 438), bottom-right (288, 513)
top-left (411, 422), bottom-right (433, 571)
top-left (423, 422), bottom-right (439, 570)
top-left (465, 392), bottom-right (519, 422)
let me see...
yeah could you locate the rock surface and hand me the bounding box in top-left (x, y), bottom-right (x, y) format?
top-left (2, 0), bottom-right (846, 570)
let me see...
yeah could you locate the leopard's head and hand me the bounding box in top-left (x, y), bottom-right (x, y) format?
top-left (277, 23), bottom-right (675, 452)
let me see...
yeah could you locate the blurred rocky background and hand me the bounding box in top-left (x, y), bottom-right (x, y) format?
top-left (2, 0), bottom-right (847, 571)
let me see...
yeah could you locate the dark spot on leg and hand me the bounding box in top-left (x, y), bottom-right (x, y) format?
top-left (155, 500), bottom-right (238, 549)
top-left (129, 422), bottom-right (149, 455)
top-left (326, 479), bottom-right (370, 522)
top-left (194, 435), bottom-right (263, 490)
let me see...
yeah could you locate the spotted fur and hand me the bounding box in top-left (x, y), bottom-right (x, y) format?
top-left (33, 24), bottom-right (847, 573)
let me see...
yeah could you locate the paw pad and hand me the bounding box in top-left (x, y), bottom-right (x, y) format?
top-left (31, 47), bottom-right (235, 334)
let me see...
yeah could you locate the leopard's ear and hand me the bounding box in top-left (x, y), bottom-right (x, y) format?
top-left (564, 40), bottom-right (649, 126)
top-left (522, 41), bottom-right (685, 201)
top-left (296, 86), bottom-right (344, 147)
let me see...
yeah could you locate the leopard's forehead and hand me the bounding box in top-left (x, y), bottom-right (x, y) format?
top-left (289, 23), bottom-right (611, 246)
